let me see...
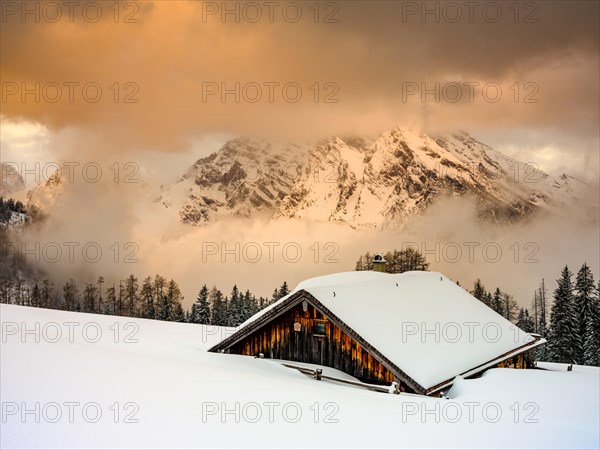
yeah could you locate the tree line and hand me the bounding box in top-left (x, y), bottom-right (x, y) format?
top-left (0, 274), bottom-right (291, 327)
top-left (471, 263), bottom-right (599, 366)
top-left (2, 243), bottom-right (598, 366)
top-left (189, 282), bottom-right (289, 326)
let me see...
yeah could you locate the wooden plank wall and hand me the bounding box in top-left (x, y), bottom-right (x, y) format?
top-left (229, 302), bottom-right (402, 388)
top-left (494, 349), bottom-right (536, 369)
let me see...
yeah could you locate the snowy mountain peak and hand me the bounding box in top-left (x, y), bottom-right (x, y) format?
top-left (160, 128), bottom-right (597, 229)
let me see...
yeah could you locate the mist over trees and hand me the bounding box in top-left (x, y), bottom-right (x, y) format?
top-left (0, 272), bottom-right (289, 327)
top-left (1, 201), bottom-right (289, 326)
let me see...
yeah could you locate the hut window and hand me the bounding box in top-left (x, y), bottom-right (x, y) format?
top-left (313, 322), bottom-right (326, 335)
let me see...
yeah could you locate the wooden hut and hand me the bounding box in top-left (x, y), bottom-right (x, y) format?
top-left (209, 271), bottom-right (544, 395)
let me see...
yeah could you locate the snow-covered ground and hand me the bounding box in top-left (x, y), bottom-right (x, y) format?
top-left (1, 304), bottom-right (598, 449)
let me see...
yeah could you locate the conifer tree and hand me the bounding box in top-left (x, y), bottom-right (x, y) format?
top-left (172, 301), bottom-right (186, 322)
top-left (140, 276), bottom-right (155, 319)
top-left (62, 279), bottom-right (80, 311)
top-left (536, 319), bottom-right (550, 361)
top-left (153, 275), bottom-right (167, 319)
top-left (271, 287), bottom-right (280, 304)
top-left (41, 279), bottom-right (53, 308)
top-left (278, 281), bottom-right (290, 299)
top-left (191, 285), bottom-right (211, 324)
top-left (516, 308), bottom-right (535, 333)
top-left (491, 288), bottom-right (503, 315)
top-left (164, 279), bottom-right (184, 321)
top-left (0, 277), bottom-right (12, 304)
top-left (548, 266), bottom-right (579, 363)
top-left (240, 289), bottom-right (253, 323)
top-left (210, 287), bottom-right (227, 326)
top-left (30, 282), bottom-right (40, 307)
top-left (106, 284), bottom-right (117, 315)
top-left (14, 278), bottom-right (25, 306)
top-left (155, 279), bottom-right (183, 321)
top-left (538, 279), bottom-right (549, 332)
top-left (583, 280), bottom-right (600, 366)
top-left (574, 263), bottom-right (596, 363)
top-left (483, 291), bottom-right (492, 308)
top-left (97, 276), bottom-right (104, 314)
top-left (227, 285), bottom-right (241, 326)
top-left (471, 279), bottom-right (486, 302)
top-left (524, 309), bottom-right (535, 333)
top-left (83, 283), bottom-right (98, 313)
top-left (124, 274), bottom-right (139, 317)
top-left (531, 290), bottom-right (540, 333)
top-left (502, 292), bottom-right (519, 322)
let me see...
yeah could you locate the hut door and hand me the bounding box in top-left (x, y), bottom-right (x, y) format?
top-left (310, 336), bottom-right (325, 366)
top-left (312, 320), bottom-right (327, 365)
top-left (317, 338), bottom-right (325, 365)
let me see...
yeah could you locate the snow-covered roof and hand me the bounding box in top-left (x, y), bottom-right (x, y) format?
top-left (215, 271), bottom-right (539, 392)
top-left (237, 271), bottom-right (388, 329)
top-left (295, 270), bottom-right (389, 290)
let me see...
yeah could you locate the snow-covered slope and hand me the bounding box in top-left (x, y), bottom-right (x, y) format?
top-left (2, 304), bottom-right (598, 449)
top-left (0, 210), bottom-right (28, 230)
top-left (160, 138), bottom-right (312, 225)
top-left (438, 131), bottom-right (596, 220)
top-left (162, 128), bottom-right (597, 229)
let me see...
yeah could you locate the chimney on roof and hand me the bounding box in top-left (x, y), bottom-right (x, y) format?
top-left (372, 254), bottom-right (387, 273)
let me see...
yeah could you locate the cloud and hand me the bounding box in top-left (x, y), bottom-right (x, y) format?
top-left (19, 180), bottom-right (599, 310)
top-left (1, 1), bottom-right (598, 154)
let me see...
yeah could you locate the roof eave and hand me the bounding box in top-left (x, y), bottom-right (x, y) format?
top-left (425, 336), bottom-right (547, 395)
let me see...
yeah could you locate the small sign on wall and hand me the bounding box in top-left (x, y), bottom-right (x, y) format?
top-left (293, 322), bottom-right (302, 332)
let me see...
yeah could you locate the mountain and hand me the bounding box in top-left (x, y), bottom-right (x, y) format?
top-left (0, 163), bottom-right (25, 197)
top-left (160, 138), bottom-right (313, 224)
top-left (160, 128), bottom-right (597, 229)
top-left (25, 168), bottom-right (65, 213)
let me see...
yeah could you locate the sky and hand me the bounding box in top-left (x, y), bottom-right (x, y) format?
top-left (1, 0), bottom-right (599, 306)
